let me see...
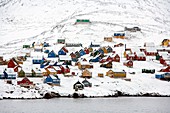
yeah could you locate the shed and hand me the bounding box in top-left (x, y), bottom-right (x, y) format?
top-left (82, 79), bottom-right (92, 87)
top-left (104, 37), bottom-right (113, 42)
top-left (57, 39), bottom-right (65, 44)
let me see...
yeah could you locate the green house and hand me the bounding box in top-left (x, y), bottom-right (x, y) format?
top-left (18, 69), bottom-right (25, 77)
top-left (76, 19), bottom-right (91, 24)
top-left (57, 39), bottom-right (65, 44)
top-left (23, 45), bottom-right (30, 48)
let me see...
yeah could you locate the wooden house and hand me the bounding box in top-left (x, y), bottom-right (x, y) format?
top-left (17, 77), bottom-right (34, 88)
top-left (34, 45), bottom-right (43, 52)
top-left (84, 48), bottom-right (90, 54)
top-left (2, 68), bottom-right (17, 79)
top-left (101, 47), bottom-right (108, 54)
top-left (135, 52), bottom-right (146, 61)
top-left (81, 69), bottom-right (92, 78)
top-left (60, 65), bottom-right (70, 74)
top-left (160, 66), bottom-right (170, 72)
top-left (89, 56), bottom-right (100, 62)
top-left (88, 47), bottom-right (93, 52)
top-left (70, 52), bottom-right (78, 62)
top-left (114, 32), bottom-right (125, 39)
top-left (106, 46), bottom-right (113, 53)
top-left (79, 49), bottom-right (86, 56)
top-left (145, 47), bottom-right (157, 56)
top-left (162, 39), bottom-right (170, 47)
top-left (57, 39), bottom-right (65, 44)
top-left (23, 45), bottom-right (30, 49)
top-left (59, 55), bottom-right (72, 65)
top-left (44, 67), bottom-right (58, 76)
top-left (100, 62), bottom-right (112, 68)
top-left (77, 62), bottom-right (93, 70)
top-left (31, 53), bottom-right (43, 64)
top-left (48, 50), bottom-right (57, 58)
top-left (62, 47), bottom-right (68, 53)
top-left (75, 19), bottom-right (91, 24)
top-left (73, 81), bottom-right (84, 90)
top-left (75, 51), bottom-right (81, 58)
top-left (66, 43), bottom-right (82, 47)
top-left (142, 69), bottom-right (155, 74)
top-left (104, 37), bottom-right (113, 42)
top-left (124, 27), bottom-right (141, 32)
top-left (44, 75), bottom-right (60, 86)
top-left (0, 57), bottom-right (7, 65)
top-left (106, 70), bottom-right (126, 78)
top-left (18, 69), bottom-right (25, 77)
top-left (58, 49), bottom-right (66, 55)
top-left (98, 73), bottom-right (104, 77)
top-left (124, 60), bottom-right (133, 68)
top-left (112, 54), bottom-right (120, 62)
top-left (155, 72), bottom-right (170, 81)
top-left (82, 79), bottom-right (92, 87)
top-left (89, 42), bottom-right (100, 48)
top-left (7, 58), bottom-right (18, 68)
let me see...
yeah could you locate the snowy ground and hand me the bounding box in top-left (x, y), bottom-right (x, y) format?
top-left (0, 0), bottom-right (170, 99)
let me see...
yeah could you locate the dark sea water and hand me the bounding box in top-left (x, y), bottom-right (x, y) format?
top-left (0, 97), bottom-right (170, 113)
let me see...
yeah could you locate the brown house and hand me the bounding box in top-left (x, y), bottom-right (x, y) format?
top-left (106, 70), bottom-right (126, 78)
top-left (113, 54), bottom-right (120, 62)
top-left (81, 69), bottom-right (92, 78)
top-left (77, 62), bottom-right (93, 70)
top-left (100, 62), bottom-right (112, 68)
top-left (104, 37), bottom-right (113, 42)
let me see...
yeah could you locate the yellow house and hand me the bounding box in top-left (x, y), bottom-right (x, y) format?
top-left (104, 37), bottom-right (113, 42)
top-left (98, 73), bottom-right (104, 77)
top-left (162, 39), bottom-right (170, 46)
top-left (101, 47), bottom-right (108, 54)
top-left (82, 69), bottom-right (92, 78)
top-left (43, 68), bottom-right (57, 76)
top-left (114, 32), bottom-right (125, 39)
top-left (106, 70), bottom-right (126, 78)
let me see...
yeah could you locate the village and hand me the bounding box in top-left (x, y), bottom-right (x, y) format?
top-left (0, 19), bottom-right (170, 99)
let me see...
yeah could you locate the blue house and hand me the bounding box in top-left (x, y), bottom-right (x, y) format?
top-left (44, 49), bottom-right (49, 54)
top-left (58, 49), bottom-right (66, 55)
top-left (79, 49), bottom-right (86, 56)
top-left (0, 68), bottom-right (17, 79)
top-left (107, 46), bottom-right (113, 53)
top-left (48, 50), bottom-right (57, 58)
top-left (44, 75), bottom-right (60, 86)
top-left (43, 42), bottom-right (50, 47)
top-left (89, 56), bottom-right (100, 62)
top-left (40, 61), bottom-right (50, 68)
top-left (98, 49), bottom-right (104, 54)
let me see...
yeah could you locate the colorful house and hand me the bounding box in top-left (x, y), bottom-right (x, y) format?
top-left (81, 69), bottom-right (92, 78)
top-left (73, 81), bottom-right (84, 90)
top-left (104, 37), bottom-right (113, 42)
top-left (58, 49), bottom-right (66, 55)
top-left (100, 62), bottom-right (112, 68)
top-left (18, 69), bottom-right (25, 77)
top-left (44, 75), bottom-right (60, 86)
top-left (1, 68), bottom-right (17, 79)
top-left (98, 73), bottom-right (104, 77)
top-left (144, 47), bottom-right (157, 56)
top-left (17, 77), bottom-right (34, 88)
top-left (59, 55), bottom-right (72, 65)
top-left (79, 49), bottom-right (86, 56)
top-left (162, 39), bottom-right (170, 47)
top-left (82, 79), bottom-right (92, 87)
top-left (48, 50), bottom-right (57, 58)
top-left (114, 32), bottom-right (125, 39)
top-left (89, 56), bottom-right (100, 62)
top-left (112, 54), bottom-right (120, 62)
top-left (70, 52), bottom-right (78, 62)
top-left (106, 70), bottom-right (126, 78)
top-left (23, 45), bottom-right (30, 48)
top-left (84, 48), bottom-right (90, 54)
top-left (34, 46), bottom-right (43, 52)
top-left (75, 19), bottom-right (91, 24)
top-left (160, 66), bottom-right (170, 72)
top-left (123, 60), bottom-right (133, 68)
top-left (89, 42), bottom-right (100, 48)
top-left (106, 46), bottom-right (113, 53)
top-left (77, 62), bottom-right (93, 70)
top-left (57, 39), bottom-right (65, 44)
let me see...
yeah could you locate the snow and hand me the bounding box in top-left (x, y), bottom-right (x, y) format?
top-left (0, 0), bottom-right (170, 99)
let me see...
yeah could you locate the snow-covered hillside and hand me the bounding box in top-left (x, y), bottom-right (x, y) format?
top-left (0, 0), bottom-right (170, 99)
top-left (0, 0), bottom-right (170, 56)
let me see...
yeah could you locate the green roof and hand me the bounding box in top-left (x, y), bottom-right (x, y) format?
top-left (76, 19), bottom-right (90, 23)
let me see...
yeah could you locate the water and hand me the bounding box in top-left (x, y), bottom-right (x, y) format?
top-left (0, 97), bottom-right (170, 113)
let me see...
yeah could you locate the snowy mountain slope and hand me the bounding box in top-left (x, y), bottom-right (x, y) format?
top-left (0, 0), bottom-right (170, 56)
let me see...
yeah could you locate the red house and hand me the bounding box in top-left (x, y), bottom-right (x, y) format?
top-left (84, 48), bottom-right (90, 54)
top-left (126, 53), bottom-right (135, 60)
top-left (160, 66), bottom-right (170, 72)
top-left (62, 47), bottom-right (68, 53)
top-left (135, 52), bottom-right (146, 61)
top-left (17, 77), bottom-right (34, 88)
top-left (7, 59), bottom-right (18, 68)
top-left (60, 65), bottom-right (70, 74)
top-left (144, 47), bottom-right (157, 56)
top-left (112, 54), bottom-right (120, 62)
top-left (106, 56), bottom-right (113, 62)
top-left (123, 60), bottom-right (133, 68)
